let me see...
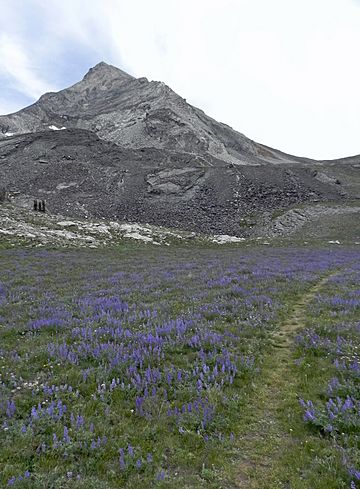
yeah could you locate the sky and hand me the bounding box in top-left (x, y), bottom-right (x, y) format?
top-left (0, 0), bottom-right (359, 159)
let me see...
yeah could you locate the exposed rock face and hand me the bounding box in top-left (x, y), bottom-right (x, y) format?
top-left (0, 187), bottom-right (8, 203)
top-left (0, 62), bottom-right (301, 167)
top-left (146, 168), bottom-right (206, 197)
top-left (0, 62), bottom-right (359, 236)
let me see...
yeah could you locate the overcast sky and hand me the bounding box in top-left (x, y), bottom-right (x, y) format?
top-left (0, 0), bottom-right (359, 159)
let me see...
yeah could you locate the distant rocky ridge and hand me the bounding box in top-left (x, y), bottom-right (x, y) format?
top-left (0, 62), bottom-right (267, 166)
top-left (0, 62), bottom-right (359, 237)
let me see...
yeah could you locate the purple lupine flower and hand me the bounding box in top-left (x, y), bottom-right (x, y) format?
top-left (300, 399), bottom-right (316, 422)
top-left (135, 397), bottom-right (144, 416)
top-left (349, 467), bottom-right (360, 481)
top-left (156, 470), bottom-right (165, 481)
top-left (63, 426), bottom-right (70, 443)
top-left (304, 409), bottom-right (316, 421)
top-left (31, 406), bottom-right (38, 419)
top-left (76, 415), bottom-right (84, 429)
top-left (119, 448), bottom-right (125, 470)
top-left (6, 400), bottom-right (16, 418)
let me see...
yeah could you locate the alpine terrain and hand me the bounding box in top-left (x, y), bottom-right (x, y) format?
top-left (0, 62), bottom-right (359, 240)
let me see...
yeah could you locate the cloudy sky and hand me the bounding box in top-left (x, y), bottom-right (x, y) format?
top-left (0, 0), bottom-right (359, 159)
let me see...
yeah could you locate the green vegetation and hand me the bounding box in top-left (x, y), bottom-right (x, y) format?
top-left (0, 246), bottom-right (359, 488)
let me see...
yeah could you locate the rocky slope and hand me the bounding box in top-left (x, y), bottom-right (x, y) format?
top-left (0, 62), bottom-right (359, 237)
top-left (0, 62), bottom-right (325, 167)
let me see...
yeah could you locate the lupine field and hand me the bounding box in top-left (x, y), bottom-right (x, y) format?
top-left (296, 260), bottom-right (360, 488)
top-left (0, 245), bottom-right (359, 488)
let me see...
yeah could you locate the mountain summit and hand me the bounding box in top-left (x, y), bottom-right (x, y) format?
top-left (0, 61), bottom-right (283, 166)
top-left (0, 62), bottom-right (359, 238)
top-left (84, 61), bottom-right (133, 80)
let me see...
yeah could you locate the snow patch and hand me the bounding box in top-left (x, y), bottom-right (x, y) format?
top-left (48, 125), bottom-right (66, 131)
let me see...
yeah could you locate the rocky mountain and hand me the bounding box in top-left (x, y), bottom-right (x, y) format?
top-left (0, 62), bottom-right (359, 238)
top-left (0, 62), bottom-right (274, 166)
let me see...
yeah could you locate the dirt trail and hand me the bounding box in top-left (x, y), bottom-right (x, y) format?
top-left (232, 274), bottom-right (335, 488)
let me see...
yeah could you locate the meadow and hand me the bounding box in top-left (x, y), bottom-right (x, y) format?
top-left (0, 246), bottom-right (359, 488)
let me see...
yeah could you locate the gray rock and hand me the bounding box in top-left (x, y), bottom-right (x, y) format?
top-left (0, 62), bottom-right (359, 237)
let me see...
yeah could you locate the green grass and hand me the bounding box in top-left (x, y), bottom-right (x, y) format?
top-left (0, 246), bottom-right (359, 488)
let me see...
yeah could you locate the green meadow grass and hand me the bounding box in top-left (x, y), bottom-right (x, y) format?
top-left (0, 246), bottom-right (359, 488)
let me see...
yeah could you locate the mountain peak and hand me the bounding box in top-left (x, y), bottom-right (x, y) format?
top-left (92, 61), bottom-right (112, 70)
top-left (83, 62), bottom-right (134, 82)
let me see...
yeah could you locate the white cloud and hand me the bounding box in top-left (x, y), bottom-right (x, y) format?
top-left (0, 0), bottom-right (360, 158)
top-left (0, 34), bottom-right (55, 99)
